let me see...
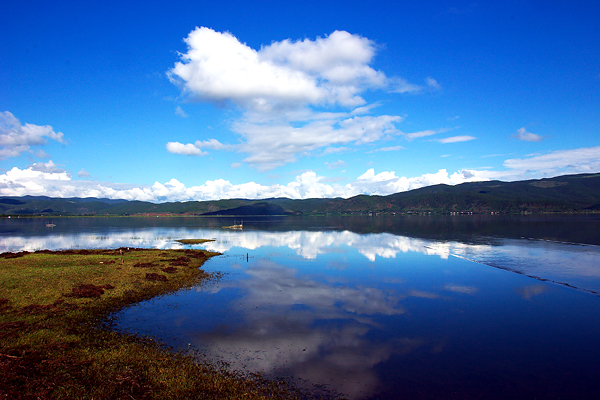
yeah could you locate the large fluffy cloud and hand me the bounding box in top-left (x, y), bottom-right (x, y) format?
top-left (166, 28), bottom-right (430, 170)
top-left (168, 28), bottom-right (386, 111)
top-left (0, 111), bottom-right (65, 159)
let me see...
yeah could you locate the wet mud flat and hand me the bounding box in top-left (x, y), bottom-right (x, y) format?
top-left (0, 248), bottom-right (314, 400)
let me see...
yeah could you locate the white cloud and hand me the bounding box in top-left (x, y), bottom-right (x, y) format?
top-left (0, 164), bottom-right (485, 202)
top-left (426, 77), bottom-right (441, 89)
top-left (403, 128), bottom-right (451, 141)
top-left (167, 28), bottom-right (428, 171)
top-left (30, 160), bottom-right (65, 173)
top-left (31, 149), bottom-right (50, 159)
top-left (0, 165), bottom-right (71, 197)
top-left (325, 160), bottom-right (346, 169)
top-left (322, 146), bottom-right (351, 155)
top-left (353, 168), bottom-right (488, 195)
top-left (166, 141), bottom-right (207, 156)
top-left (175, 106), bottom-right (188, 118)
top-left (390, 77), bottom-right (424, 94)
top-left (235, 114), bottom-right (402, 171)
top-left (368, 146), bottom-right (404, 153)
top-left (2, 146), bottom-right (600, 202)
top-left (166, 139), bottom-right (233, 157)
top-left (77, 168), bottom-right (91, 178)
top-left (438, 135), bottom-right (476, 143)
top-left (390, 76), bottom-right (441, 94)
top-left (169, 27), bottom-right (384, 111)
top-left (514, 127), bottom-right (543, 142)
top-left (502, 146), bottom-right (600, 176)
top-left (195, 138), bottom-right (231, 150)
top-left (0, 111), bottom-right (65, 159)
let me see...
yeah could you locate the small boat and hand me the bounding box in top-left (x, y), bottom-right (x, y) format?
top-left (223, 221), bottom-right (243, 229)
top-left (45, 222), bottom-right (56, 228)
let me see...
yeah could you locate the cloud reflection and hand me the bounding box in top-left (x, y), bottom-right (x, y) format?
top-left (444, 284), bottom-right (478, 295)
top-left (516, 285), bottom-right (548, 300)
top-left (3, 225), bottom-right (600, 293)
top-left (192, 259), bottom-right (430, 399)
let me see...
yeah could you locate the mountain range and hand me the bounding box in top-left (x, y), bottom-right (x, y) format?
top-left (1, 173), bottom-right (599, 216)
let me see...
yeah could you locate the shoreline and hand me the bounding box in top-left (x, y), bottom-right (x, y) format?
top-left (0, 248), bottom-right (308, 399)
top-left (2, 210), bottom-right (600, 219)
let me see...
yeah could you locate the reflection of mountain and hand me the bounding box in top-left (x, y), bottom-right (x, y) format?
top-left (2, 173), bottom-right (600, 216)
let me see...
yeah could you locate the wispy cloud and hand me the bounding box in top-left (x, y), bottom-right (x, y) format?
top-left (390, 76), bottom-right (441, 94)
top-left (403, 128), bottom-right (450, 141)
top-left (514, 127), bottom-right (543, 142)
top-left (325, 160), bottom-right (346, 169)
top-left (367, 146), bottom-right (404, 153)
top-left (77, 168), bottom-right (91, 178)
top-left (503, 146), bottom-right (600, 176)
top-left (175, 106), bottom-right (188, 118)
top-left (0, 111), bottom-right (65, 159)
top-left (426, 77), bottom-right (441, 90)
top-left (444, 284), bottom-right (478, 294)
top-left (321, 146), bottom-right (351, 155)
top-left (390, 78), bottom-right (425, 94)
top-left (235, 114), bottom-right (402, 171)
top-left (438, 135), bottom-right (476, 143)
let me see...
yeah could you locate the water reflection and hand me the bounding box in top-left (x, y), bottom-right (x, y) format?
top-left (193, 259), bottom-right (422, 398)
top-left (516, 284), bottom-right (548, 300)
top-left (0, 230), bottom-right (196, 252)
top-left (3, 223), bottom-right (600, 294)
top-left (115, 237), bottom-right (600, 399)
top-left (3, 217), bottom-right (600, 398)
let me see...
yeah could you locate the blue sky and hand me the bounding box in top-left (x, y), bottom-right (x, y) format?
top-left (1, 0), bottom-right (599, 202)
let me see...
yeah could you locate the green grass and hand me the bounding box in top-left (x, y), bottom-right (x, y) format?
top-left (0, 249), bottom-right (312, 399)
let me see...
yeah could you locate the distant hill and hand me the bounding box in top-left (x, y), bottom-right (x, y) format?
top-left (1, 173), bottom-right (599, 216)
top-left (0, 196), bottom-right (128, 216)
top-left (201, 202), bottom-right (288, 216)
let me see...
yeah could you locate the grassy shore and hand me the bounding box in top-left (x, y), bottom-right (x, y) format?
top-left (0, 248), bottom-right (306, 399)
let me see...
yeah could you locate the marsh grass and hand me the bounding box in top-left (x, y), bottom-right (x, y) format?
top-left (0, 248), bottom-right (312, 400)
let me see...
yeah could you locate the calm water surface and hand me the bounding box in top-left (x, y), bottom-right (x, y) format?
top-left (2, 215), bottom-right (600, 399)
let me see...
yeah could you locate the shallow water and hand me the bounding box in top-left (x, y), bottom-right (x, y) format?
top-left (2, 215), bottom-right (600, 399)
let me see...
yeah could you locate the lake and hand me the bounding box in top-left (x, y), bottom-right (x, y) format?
top-left (2, 215), bottom-right (600, 399)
